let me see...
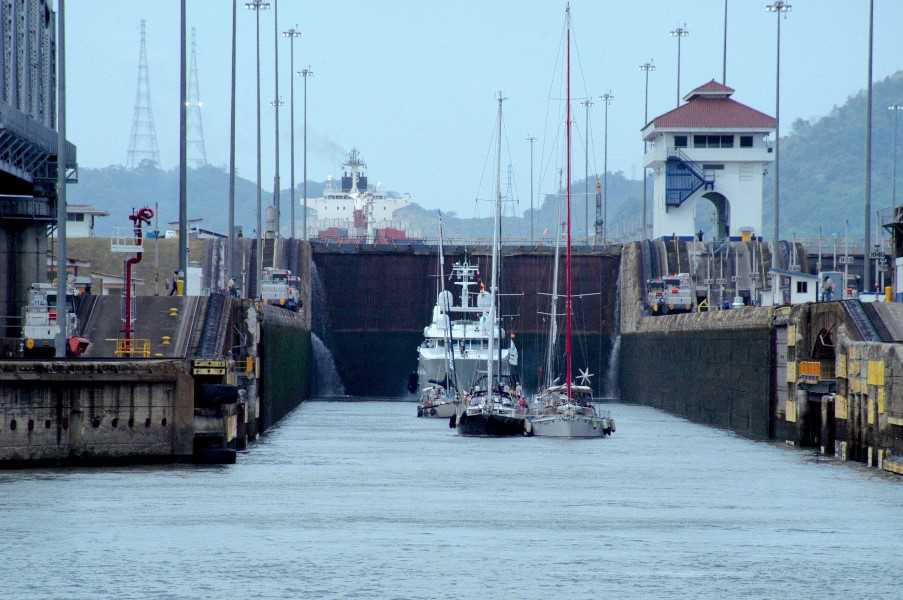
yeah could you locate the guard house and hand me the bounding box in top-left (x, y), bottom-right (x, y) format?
top-left (61, 204), bottom-right (109, 238)
top-left (643, 81), bottom-right (776, 240)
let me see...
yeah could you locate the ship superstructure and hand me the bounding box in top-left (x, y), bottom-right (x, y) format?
top-left (309, 149), bottom-right (417, 243)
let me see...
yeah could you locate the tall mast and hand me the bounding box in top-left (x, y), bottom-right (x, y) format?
top-left (487, 91), bottom-right (504, 393)
top-left (438, 214), bottom-right (457, 394)
top-left (565, 4), bottom-right (573, 401)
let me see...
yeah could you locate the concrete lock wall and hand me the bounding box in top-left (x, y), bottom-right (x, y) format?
top-left (0, 361), bottom-right (193, 466)
top-left (620, 309), bottom-right (774, 439)
top-left (259, 305), bottom-right (312, 430)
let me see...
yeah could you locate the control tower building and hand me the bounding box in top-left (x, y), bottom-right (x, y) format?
top-left (642, 81), bottom-right (775, 240)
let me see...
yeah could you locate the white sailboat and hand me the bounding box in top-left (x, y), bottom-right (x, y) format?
top-left (529, 4), bottom-right (615, 439)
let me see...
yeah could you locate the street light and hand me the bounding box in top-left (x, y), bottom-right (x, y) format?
top-left (669, 24), bottom-right (688, 108)
top-left (766, 0), bottom-right (790, 262)
top-left (580, 98), bottom-right (592, 244)
top-left (890, 104), bottom-right (903, 209)
top-left (271, 0), bottom-right (281, 241)
top-left (599, 92), bottom-right (614, 245)
top-left (299, 66), bottom-right (313, 241)
top-left (283, 26), bottom-right (302, 240)
top-left (640, 60), bottom-right (655, 239)
top-left (227, 0), bottom-right (237, 288)
top-left (246, 0), bottom-right (269, 298)
top-left (864, 0), bottom-right (874, 292)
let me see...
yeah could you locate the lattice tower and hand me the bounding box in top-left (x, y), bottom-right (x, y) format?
top-left (126, 20), bottom-right (161, 169)
top-left (187, 27), bottom-right (208, 168)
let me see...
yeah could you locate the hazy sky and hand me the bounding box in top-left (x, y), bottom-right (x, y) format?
top-left (68, 1), bottom-right (903, 216)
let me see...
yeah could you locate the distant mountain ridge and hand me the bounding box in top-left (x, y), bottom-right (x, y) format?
top-left (71, 69), bottom-right (903, 240)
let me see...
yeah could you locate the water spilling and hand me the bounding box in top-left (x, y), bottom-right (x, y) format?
top-left (312, 332), bottom-right (346, 397)
top-left (604, 271), bottom-right (622, 399)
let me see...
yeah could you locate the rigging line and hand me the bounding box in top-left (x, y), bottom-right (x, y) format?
top-left (570, 17), bottom-right (593, 108)
top-left (472, 117), bottom-right (499, 220)
top-left (536, 15), bottom-right (566, 199)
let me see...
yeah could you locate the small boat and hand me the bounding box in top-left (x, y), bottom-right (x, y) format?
top-left (455, 92), bottom-right (524, 437)
top-left (529, 384), bottom-right (614, 438)
top-left (455, 376), bottom-right (527, 437)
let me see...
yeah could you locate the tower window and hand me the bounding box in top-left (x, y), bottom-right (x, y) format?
top-left (740, 136), bottom-right (754, 148)
top-left (720, 135), bottom-right (734, 148)
top-left (796, 281), bottom-right (808, 294)
top-left (674, 135), bottom-right (687, 148)
top-left (693, 135), bottom-right (706, 148)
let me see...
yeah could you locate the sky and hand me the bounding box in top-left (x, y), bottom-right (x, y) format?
top-left (68, 0), bottom-right (903, 218)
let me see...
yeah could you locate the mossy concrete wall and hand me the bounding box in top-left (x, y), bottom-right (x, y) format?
top-left (259, 305), bottom-right (311, 430)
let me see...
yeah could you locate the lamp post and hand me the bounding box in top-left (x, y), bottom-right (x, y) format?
top-left (766, 0), bottom-right (790, 261)
top-left (864, 0), bottom-right (874, 292)
top-left (526, 135), bottom-right (536, 244)
top-left (600, 92), bottom-right (613, 245)
top-left (246, 0), bottom-right (269, 297)
top-left (179, 0), bottom-right (187, 291)
top-left (670, 24), bottom-right (688, 108)
top-left (283, 26), bottom-right (301, 240)
top-left (640, 60), bottom-right (655, 239)
top-left (890, 105), bottom-right (903, 210)
top-left (54, 0), bottom-right (67, 356)
top-left (300, 66), bottom-right (313, 241)
top-left (272, 0), bottom-right (281, 240)
top-left (722, 0), bottom-right (728, 84)
top-left (227, 0), bottom-right (237, 287)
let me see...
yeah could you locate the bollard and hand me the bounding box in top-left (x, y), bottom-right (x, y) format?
top-left (168, 307), bottom-right (178, 317)
top-left (161, 335), bottom-right (171, 347)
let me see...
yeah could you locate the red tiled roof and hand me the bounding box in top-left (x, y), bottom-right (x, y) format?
top-left (685, 79), bottom-right (734, 98)
top-left (646, 80), bottom-right (776, 130)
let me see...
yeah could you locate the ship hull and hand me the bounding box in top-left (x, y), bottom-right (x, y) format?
top-left (417, 401), bottom-right (457, 419)
top-left (418, 354), bottom-right (508, 391)
top-left (530, 415), bottom-right (612, 438)
top-left (456, 412), bottom-right (525, 437)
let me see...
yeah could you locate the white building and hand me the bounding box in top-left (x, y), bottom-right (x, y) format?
top-left (642, 81), bottom-right (776, 240)
top-left (53, 204), bottom-right (109, 238)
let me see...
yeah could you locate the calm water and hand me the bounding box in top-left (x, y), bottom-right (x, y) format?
top-left (3, 400), bottom-right (903, 599)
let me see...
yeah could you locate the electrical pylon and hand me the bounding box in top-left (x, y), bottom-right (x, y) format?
top-left (187, 27), bottom-right (208, 168)
top-left (126, 19), bottom-right (161, 169)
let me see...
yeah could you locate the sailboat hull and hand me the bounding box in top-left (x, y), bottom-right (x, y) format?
top-left (417, 401), bottom-right (458, 419)
top-left (530, 415), bottom-right (613, 438)
top-left (456, 412), bottom-right (525, 437)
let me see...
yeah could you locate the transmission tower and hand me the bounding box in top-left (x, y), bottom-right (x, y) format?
top-left (126, 20), bottom-right (161, 169)
top-left (187, 27), bottom-right (208, 168)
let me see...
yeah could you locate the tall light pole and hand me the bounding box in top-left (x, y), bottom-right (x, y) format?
top-left (640, 61), bottom-right (655, 240)
top-left (891, 105), bottom-right (903, 210)
top-left (864, 0), bottom-right (874, 292)
top-left (766, 1), bottom-right (790, 261)
top-left (526, 135), bottom-right (536, 244)
top-left (54, 0), bottom-right (67, 356)
top-left (179, 0), bottom-right (188, 289)
top-left (246, 1), bottom-right (269, 297)
top-left (283, 26), bottom-right (301, 240)
top-left (300, 66), bottom-right (313, 241)
top-left (600, 92), bottom-right (613, 245)
top-left (670, 24), bottom-right (689, 108)
top-left (228, 0), bottom-right (237, 286)
top-left (722, 0), bottom-right (728, 84)
top-left (272, 0), bottom-right (281, 240)
top-left (581, 99), bottom-right (592, 244)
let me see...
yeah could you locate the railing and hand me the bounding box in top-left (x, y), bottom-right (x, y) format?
top-left (110, 228), bottom-right (144, 253)
top-left (113, 338), bottom-right (151, 358)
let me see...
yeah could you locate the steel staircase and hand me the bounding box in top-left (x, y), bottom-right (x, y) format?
top-left (665, 148), bottom-right (714, 208)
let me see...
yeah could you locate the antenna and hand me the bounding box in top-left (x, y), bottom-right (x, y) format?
top-left (126, 20), bottom-right (161, 168)
top-left (187, 27), bottom-right (208, 168)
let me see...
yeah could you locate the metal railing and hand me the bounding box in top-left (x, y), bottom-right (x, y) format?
top-left (113, 338), bottom-right (151, 358)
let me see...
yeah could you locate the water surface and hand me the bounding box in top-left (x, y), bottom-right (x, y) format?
top-left (2, 400), bottom-right (902, 599)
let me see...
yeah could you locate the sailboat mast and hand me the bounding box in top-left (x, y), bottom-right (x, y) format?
top-left (438, 215), bottom-right (457, 393)
top-left (487, 92), bottom-right (504, 393)
top-left (565, 5), bottom-right (573, 401)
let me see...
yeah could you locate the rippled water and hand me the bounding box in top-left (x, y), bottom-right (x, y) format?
top-left (3, 400), bottom-right (903, 599)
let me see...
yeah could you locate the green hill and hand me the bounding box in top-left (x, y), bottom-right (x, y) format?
top-left (766, 70), bottom-right (903, 238)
